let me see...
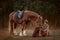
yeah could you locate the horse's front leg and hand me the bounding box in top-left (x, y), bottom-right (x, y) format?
top-left (23, 24), bottom-right (27, 36)
top-left (20, 22), bottom-right (27, 36)
top-left (32, 18), bottom-right (41, 37)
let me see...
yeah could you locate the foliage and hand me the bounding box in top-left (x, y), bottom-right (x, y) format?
top-left (12, 0), bottom-right (57, 15)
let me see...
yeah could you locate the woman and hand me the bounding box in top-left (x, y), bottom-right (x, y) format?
top-left (41, 20), bottom-right (50, 37)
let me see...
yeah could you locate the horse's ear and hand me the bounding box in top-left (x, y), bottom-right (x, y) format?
top-left (39, 15), bottom-right (43, 20)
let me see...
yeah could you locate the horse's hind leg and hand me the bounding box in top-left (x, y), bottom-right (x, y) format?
top-left (8, 20), bottom-right (11, 34)
top-left (13, 23), bottom-right (18, 35)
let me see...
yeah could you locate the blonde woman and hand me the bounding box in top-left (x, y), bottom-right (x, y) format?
top-left (41, 20), bottom-right (50, 37)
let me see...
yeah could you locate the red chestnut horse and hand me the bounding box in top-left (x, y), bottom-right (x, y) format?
top-left (8, 10), bottom-right (42, 36)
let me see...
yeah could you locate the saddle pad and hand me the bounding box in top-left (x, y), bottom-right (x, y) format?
top-left (16, 10), bottom-right (24, 19)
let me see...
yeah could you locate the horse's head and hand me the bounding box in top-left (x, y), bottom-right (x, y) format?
top-left (37, 15), bottom-right (43, 28)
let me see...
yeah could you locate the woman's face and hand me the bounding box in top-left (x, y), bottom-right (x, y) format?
top-left (44, 22), bottom-right (46, 24)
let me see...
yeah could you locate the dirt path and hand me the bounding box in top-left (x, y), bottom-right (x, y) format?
top-left (0, 27), bottom-right (60, 40)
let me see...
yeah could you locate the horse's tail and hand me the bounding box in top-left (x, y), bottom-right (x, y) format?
top-left (8, 19), bottom-right (11, 34)
top-left (8, 11), bottom-right (14, 33)
top-left (8, 11), bottom-right (15, 34)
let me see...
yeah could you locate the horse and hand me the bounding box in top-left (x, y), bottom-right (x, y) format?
top-left (8, 10), bottom-right (42, 36)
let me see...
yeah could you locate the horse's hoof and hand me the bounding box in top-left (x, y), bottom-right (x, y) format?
top-left (19, 32), bottom-right (23, 36)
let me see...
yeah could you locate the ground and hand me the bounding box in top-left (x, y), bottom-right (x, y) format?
top-left (0, 23), bottom-right (60, 40)
top-left (0, 27), bottom-right (60, 40)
